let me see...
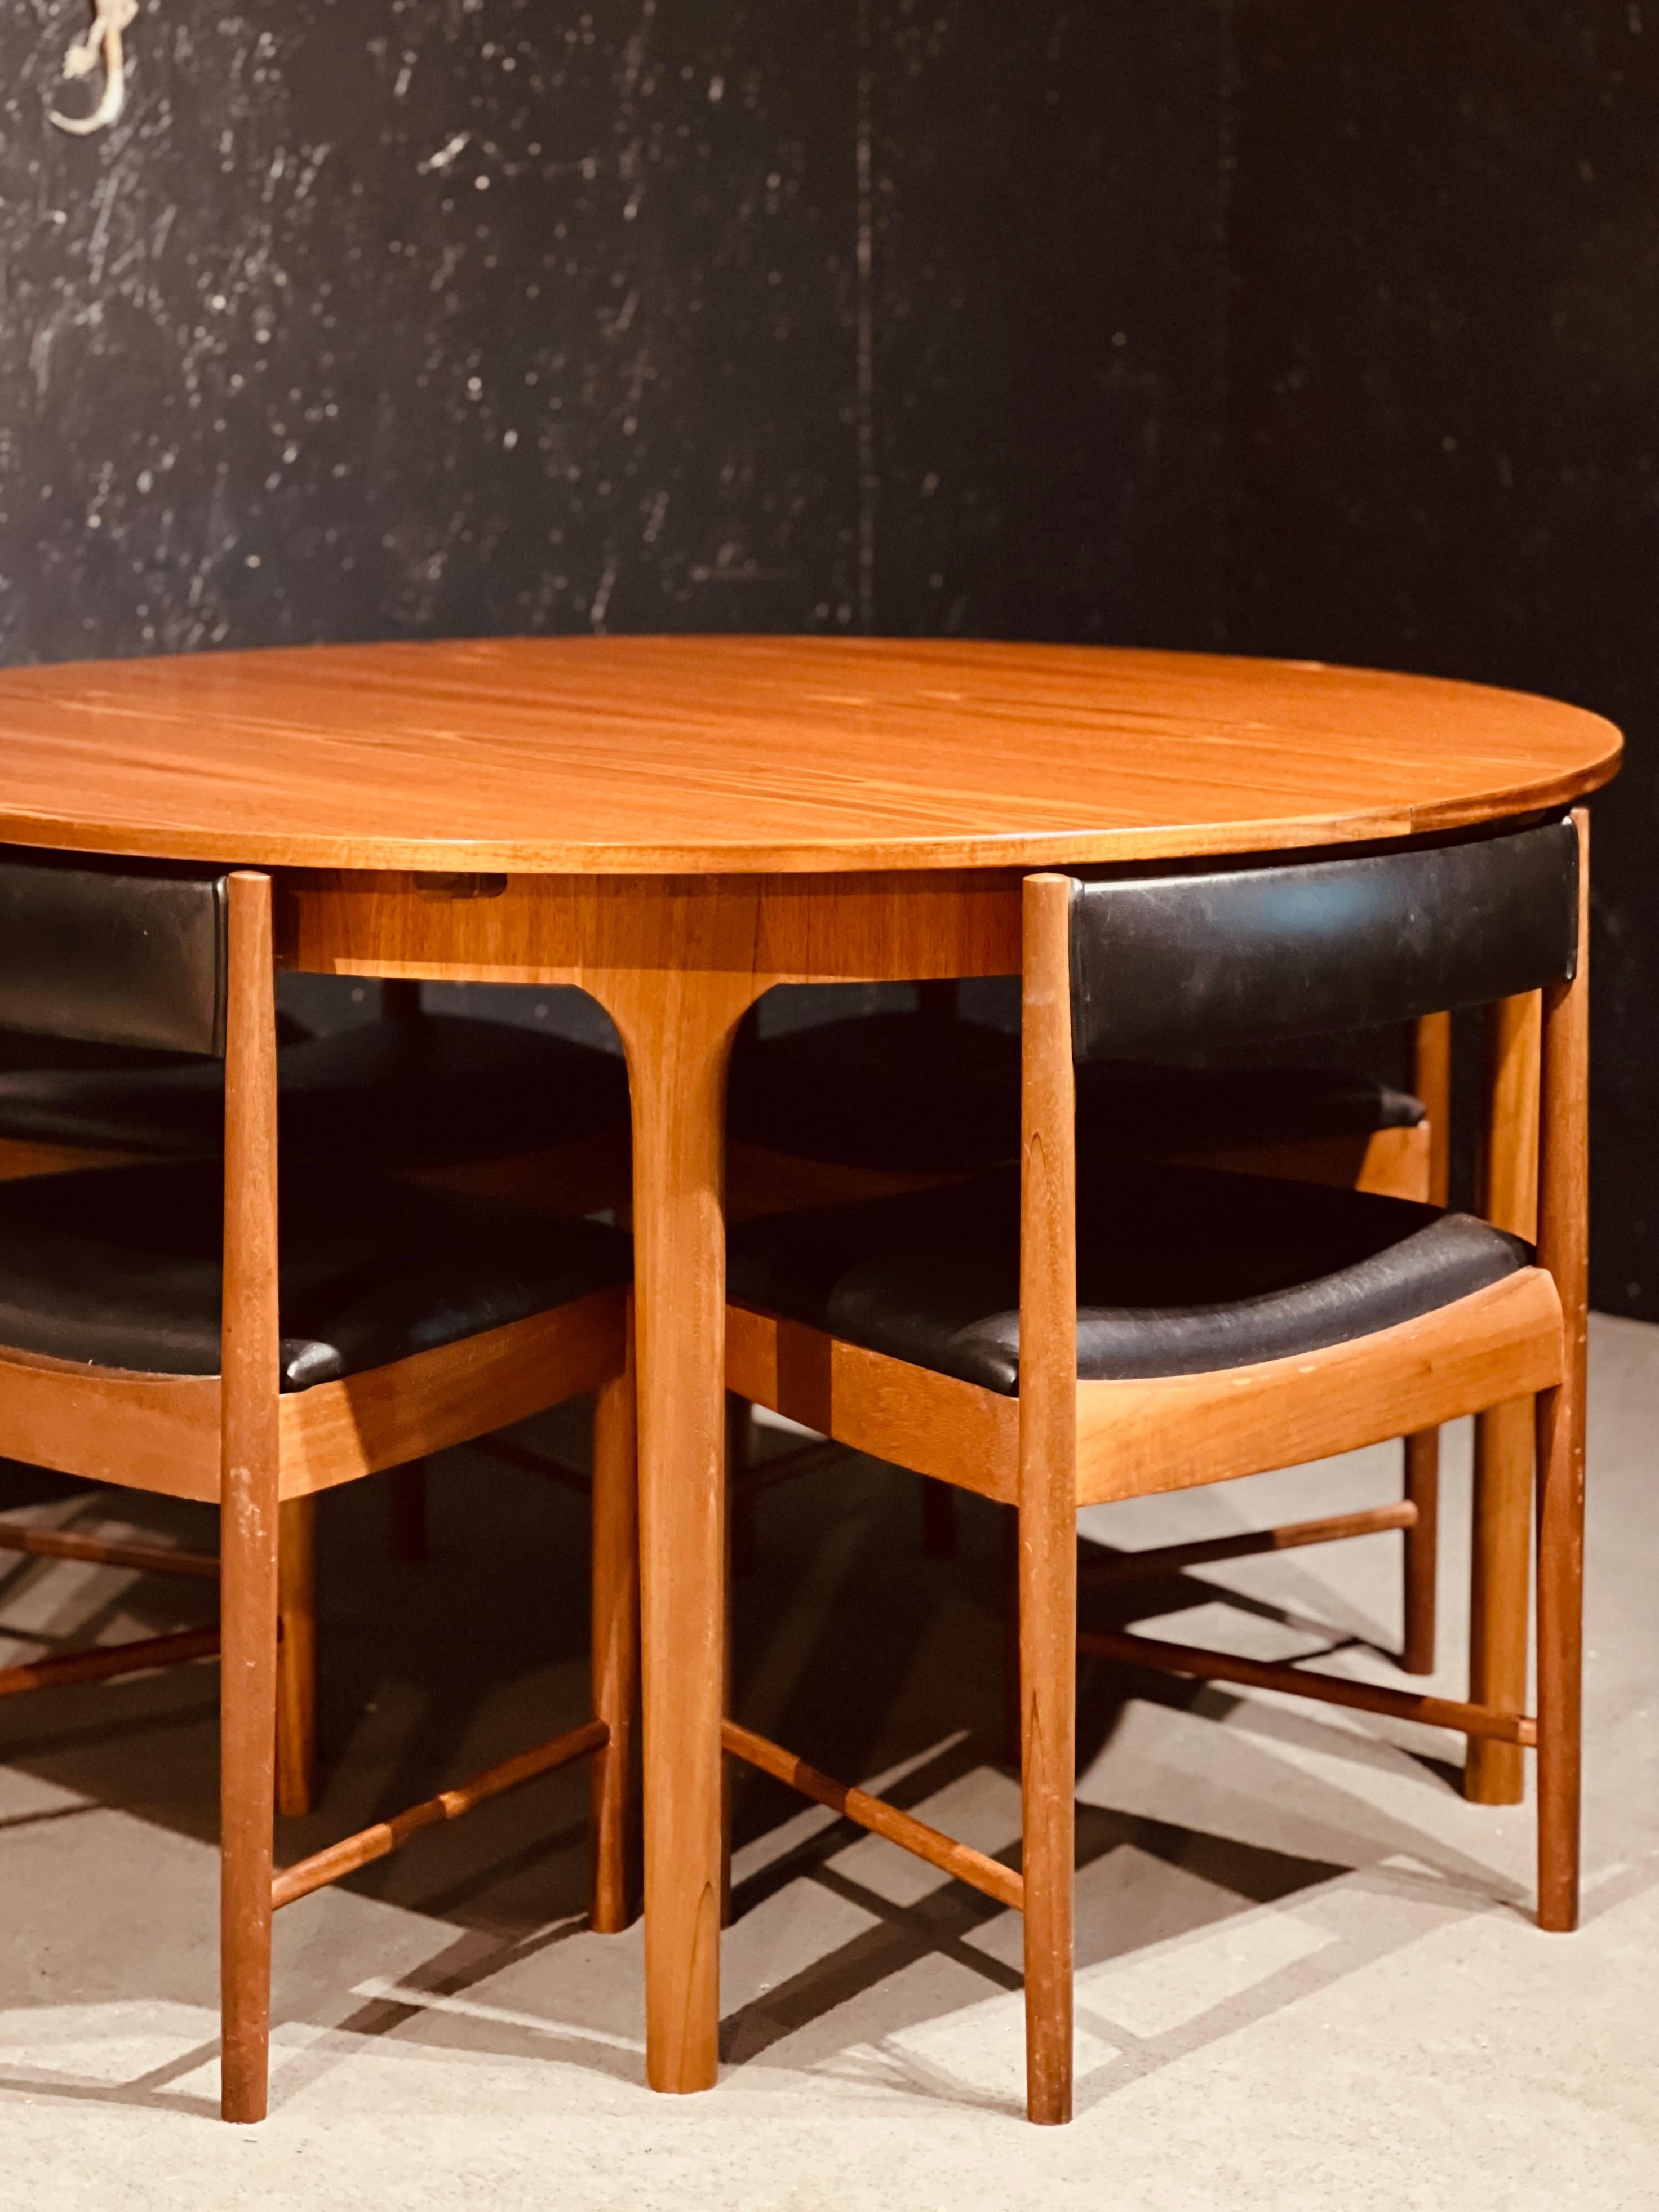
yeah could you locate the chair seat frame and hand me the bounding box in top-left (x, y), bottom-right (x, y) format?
top-left (721, 1024), bottom-right (1450, 1679)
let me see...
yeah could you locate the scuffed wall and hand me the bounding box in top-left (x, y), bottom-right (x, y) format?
top-left (1223, 0), bottom-right (1659, 1314)
top-left (0, 0), bottom-right (863, 652)
top-left (0, 1), bottom-right (1224, 661)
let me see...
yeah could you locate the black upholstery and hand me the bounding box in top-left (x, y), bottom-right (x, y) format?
top-left (0, 850), bottom-right (229, 1055)
top-left (728, 1012), bottom-right (1421, 1176)
top-left (0, 1161), bottom-right (631, 1391)
top-left (0, 1015), bottom-right (631, 1166)
top-left (728, 1162), bottom-right (1529, 1395)
top-left (1068, 818), bottom-right (1578, 1063)
top-left (0, 1017), bottom-right (309, 1079)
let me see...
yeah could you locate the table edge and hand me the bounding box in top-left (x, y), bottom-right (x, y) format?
top-left (0, 748), bottom-right (1622, 874)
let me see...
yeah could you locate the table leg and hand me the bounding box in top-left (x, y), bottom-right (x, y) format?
top-left (598, 963), bottom-right (760, 2094)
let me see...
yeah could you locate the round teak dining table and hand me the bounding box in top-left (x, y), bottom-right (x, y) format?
top-left (0, 635), bottom-right (1623, 2094)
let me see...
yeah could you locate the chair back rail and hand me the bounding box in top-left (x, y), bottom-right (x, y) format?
top-left (1068, 816), bottom-right (1578, 1062)
top-left (0, 845), bottom-right (229, 1054)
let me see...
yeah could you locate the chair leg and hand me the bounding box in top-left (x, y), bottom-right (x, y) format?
top-left (275, 1496), bottom-right (317, 1820)
top-left (728, 1397), bottom-right (757, 1576)
top-left (1466, 1397), bottom-right (1532, 1804)
top-left (1403, 1010), bottom-right (1449, 1678)
top-left (920, 1476), bottom-right (957, 1559)
top-left (390, 1459), bottom-right (429, 1563)
top-left (721, 1397), bottom-right (744, 1924)
top-left (1401, 1428), bottom-right (1439, 1675)
top-left (1019, 1494), bottom-right (1076, 2126)
top-left (220, 1500), bottom-right (279, 2123)
top-left (1533, 808), bottom-right (1587, 1930)
top-left (1536, 1375), bottom-right (1586, 1931)
top-left (220, 865), bottom-right (280, 2126)
top-left (590, 1363), bottom-right (638, 1934)
top-left (1001, 1505), bottom-right (1022, 1769)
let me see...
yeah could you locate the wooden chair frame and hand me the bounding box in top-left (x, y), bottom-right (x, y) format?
top-left (0, 986), bottom-right (640, 1663)
top-left (715, 1001), bottom-right (1456, 1675)
top-left (0, 873), bottom-right (638, 2124)
top-left (0, 1513), bottom-right (223, 1705)
top-left (723, 819), bottom-right (1589, 2125)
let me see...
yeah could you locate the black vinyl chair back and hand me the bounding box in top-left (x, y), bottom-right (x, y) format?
top-left (1067, 816), bottom-right (1579, 1063)
top-left (0, 846), bottom-right (230, 1056)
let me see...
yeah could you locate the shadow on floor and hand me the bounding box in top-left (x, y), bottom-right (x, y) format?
top-left (0, 1419), bottom-right (1544, 2116)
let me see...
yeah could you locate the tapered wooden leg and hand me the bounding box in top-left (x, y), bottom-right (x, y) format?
top-left (220, 871), bottom-right (281, 2126)
top-left (1018, 874), bottom-right (1077, 2126)
top-left (1466, 1397), bottom-right (1532, 1803)
top-left (275, 1495), bottom-right (317, 1820)
top-left (1020, 1494), bottom-right (1076, 2125)
top-left (1401, 1430), bottom-right (1440, 1674)
top-left (1403, 1012), bottom-right (1451, 1678)
top-left (920, 1476), bottom-right (957, 1559)
top-left (720, 1394), bottom-right (746, 1927)
top-left (590, 1343), bottom-right (638, 1934)
top-left (390, 1460), bottom-right (428, 1563)
top-left (1466, 988), bottom-right (1544, 1804)
top-left (1001, 1505), bottom-right (1022, 1770)
top-left (596, 946), bottom-right (761, 2096)
top-left (221, 1490), bottom-right (279, 2122)
top-left (1536, 810), bottom-right (1589, 1932)
top-left (1536, 1376), bottom-right (1585, 1930)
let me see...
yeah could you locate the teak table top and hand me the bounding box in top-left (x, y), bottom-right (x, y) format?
top-left (0, 636), bottom-right (1621, 873)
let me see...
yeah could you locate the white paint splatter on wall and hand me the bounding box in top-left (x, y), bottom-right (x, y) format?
top-left (0, 3), bottom-right (1209, 667)
top-left (50, 0), bottom-right (138, 137)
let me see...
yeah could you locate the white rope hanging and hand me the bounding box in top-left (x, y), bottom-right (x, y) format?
top-left (50, 0), bottom-right (139, 137)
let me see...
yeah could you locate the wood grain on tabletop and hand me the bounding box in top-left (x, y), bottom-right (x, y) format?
top-left (0, 636), bottom-right (1622, 872)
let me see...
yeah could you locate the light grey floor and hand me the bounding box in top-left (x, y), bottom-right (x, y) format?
top-left (0, 1317), bottom-right (1654, 2210)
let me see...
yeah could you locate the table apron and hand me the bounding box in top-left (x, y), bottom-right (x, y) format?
top-left (275, 868), bottom-right (1024, 986)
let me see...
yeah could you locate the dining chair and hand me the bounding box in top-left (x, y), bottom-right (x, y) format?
top-left (0, 980), bottom-right (629, 1203)
top-left (0, 970), bottom-right (635, 1799)
top-left (722, 812), bottom-right (1587, 2124)
top-left (0, 850), bottom-right (638, 2122)
top-left (726, 985), bottom-right (1453, 1677)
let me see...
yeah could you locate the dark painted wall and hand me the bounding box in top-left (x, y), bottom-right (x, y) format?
top-left (0, 1), bottom-right (1222, 652)
top-left (0, 0), bottom-right (857, 648)
top-left (1222, 2), bottom-right (1658, 1312)
top-left (1, 2), bottom-right (1654, 1309)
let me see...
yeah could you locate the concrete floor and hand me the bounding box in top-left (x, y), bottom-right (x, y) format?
top-left (0, 1318), bottom-right (1654, 2210)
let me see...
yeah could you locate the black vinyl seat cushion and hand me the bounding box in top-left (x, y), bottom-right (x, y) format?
top-left (728, 1161), bottom-right (1529, 1395)
top-left (0, 1161), bottom-right (632, 1391)
top-left (0, 1015), bottom-right (630, 1167)
top-left (727, 1013), bottom-right (1422, 1175)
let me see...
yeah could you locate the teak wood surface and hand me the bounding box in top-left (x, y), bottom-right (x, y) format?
top-left (1468, 992), bottom-right (1545, 1802)
top-left (1403, 1009), bottom-right (1453, 1675)
top-left (0, 637), bottom-right (1620, 872)
top-left (728, 1267), bottom-right (1560, 1511)
top-left (0, 637), bottom-right (1620, 2104)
